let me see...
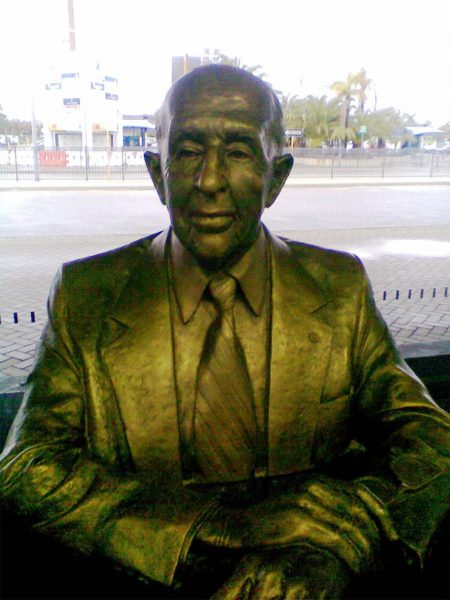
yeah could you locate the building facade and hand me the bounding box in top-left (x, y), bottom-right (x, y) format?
top-left (42, 56), bottom-right (121, 149)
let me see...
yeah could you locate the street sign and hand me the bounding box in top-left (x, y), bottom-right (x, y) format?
top-left (359, 125), bottom-right (368, 134)
top-left (286, 129), bottom-right (303, 136)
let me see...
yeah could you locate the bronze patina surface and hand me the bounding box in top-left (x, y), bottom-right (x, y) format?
top-left (1, 65), bottom-right (449, 599)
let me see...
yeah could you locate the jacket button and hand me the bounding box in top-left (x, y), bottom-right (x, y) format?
top-left (309, 331), bottom-right (320, 343)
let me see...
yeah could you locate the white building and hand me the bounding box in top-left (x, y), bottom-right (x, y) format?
top-left (42, 55), bottom-right (121, 149)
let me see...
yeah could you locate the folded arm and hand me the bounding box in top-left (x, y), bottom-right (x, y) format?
top-left (349, 260), bottom-right (450, 566)
top-left (0, 270), bottom-right (219, 586)
top-left (193, 259), bottom-right (450, 593)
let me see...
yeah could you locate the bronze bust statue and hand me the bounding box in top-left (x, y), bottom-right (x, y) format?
top-left (1, 65), bottom-right (449, 599)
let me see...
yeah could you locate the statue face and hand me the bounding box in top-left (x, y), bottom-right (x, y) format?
top-left (146, 75), bottom-right (292, 270)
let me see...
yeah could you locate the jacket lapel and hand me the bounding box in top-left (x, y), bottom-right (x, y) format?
top-left (100, 230), bottom-right (182, 476)
top-left (267, 233), bottom-right (333, 476)
top-left (97, 229), bottom-right (333, 479)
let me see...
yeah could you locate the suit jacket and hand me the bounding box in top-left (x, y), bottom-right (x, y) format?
top-left (1, 228), bottom-right (449, 585)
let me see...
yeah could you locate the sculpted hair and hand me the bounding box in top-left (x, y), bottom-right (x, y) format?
top-left (156, 64), bottom-right (285, 154)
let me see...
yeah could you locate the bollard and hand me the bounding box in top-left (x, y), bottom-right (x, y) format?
top-left (33, 146), bottom-right (40, 182)
top-left (13, 146), bottom-right (19, 181)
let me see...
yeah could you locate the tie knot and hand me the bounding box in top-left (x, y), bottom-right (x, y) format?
top-left (209, 274), bottom-right (236, 312)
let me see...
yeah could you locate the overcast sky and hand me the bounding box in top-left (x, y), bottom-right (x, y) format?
top-left (1, 0), bottom-right (449, 127)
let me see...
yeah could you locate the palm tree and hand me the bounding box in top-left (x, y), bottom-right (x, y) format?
top-left (0, 104), bottom-right (8, 134)
top-left (277, 92), bottom-right (299, 111)
top-left (282, 96), bottom-right (305, 129)
top-left (353, 107), bottom-right (409, 148)
top-left (350, 68), bottom-right (373, 114)
top-left (330, 75), bottom-right (354, 147)
top-left (439, 121), bottom-right (450, 142)
top-left (217, 54), bottom-right (267, 80)
top-left (330, 69), bottom-right (376, 147)
top-left (281, 95), bottom-right (341, 147)
top-left (302, 95), bottom-right (340, 147)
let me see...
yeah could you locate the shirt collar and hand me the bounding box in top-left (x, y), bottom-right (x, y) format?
top-left (171, 228), bottom-right (268, 323)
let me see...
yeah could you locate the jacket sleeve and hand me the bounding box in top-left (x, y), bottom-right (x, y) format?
top-left (349, 259), bottom-right (450, 567)
top-left (0, 269), bottom-right (219, 586)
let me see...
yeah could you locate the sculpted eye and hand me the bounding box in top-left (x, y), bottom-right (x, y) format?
top-left (176, 146), bottom-right (203, 159)
top-left (227, 147), bottom-right (252, 160)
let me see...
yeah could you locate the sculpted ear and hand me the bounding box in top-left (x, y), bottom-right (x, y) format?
top-left (144, 151), bottom-right (166, 205)
top-left (265, 153), bottom-right (294, 208)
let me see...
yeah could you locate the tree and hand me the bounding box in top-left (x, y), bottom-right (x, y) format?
top-left (330, 69), bottom-right (374, 147)
top-left (350, 68), bottom-right (373, 114)
top-left (0, 103), bottom-right (41, 145)
top-left (283, 96), bottom-right (305, 129)
top-left (0, 104), bottom-right (8, 134)
top-left (353, 108), bottom-right (412, 148)
top-left (302, 95), bottom-right (340, 147)
top-left (282, 95), bottom-right (341, 148)
top-left (217, 54), bottom-right (267, 81)
top-left (330, 75), bottom-right (354, 147)
top-left (439, 121), bottom-right (450, 142)
top-left (277, 92), bottom-right (298, 111)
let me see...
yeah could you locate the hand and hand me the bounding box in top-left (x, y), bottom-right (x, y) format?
top-left (197, 477), bottom-right (390, 574)
top-left (212, 545), bottom-right (351, 600)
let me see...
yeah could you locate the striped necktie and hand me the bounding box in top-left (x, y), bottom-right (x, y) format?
top-left (194, 273), bottom-right (257, 481)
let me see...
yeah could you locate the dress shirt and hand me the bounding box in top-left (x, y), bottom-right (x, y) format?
top-left (169, 228), bottom-right (271, 483)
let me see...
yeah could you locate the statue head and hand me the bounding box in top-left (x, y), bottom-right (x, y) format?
top-left (145, 64), bottom-right (293, 270)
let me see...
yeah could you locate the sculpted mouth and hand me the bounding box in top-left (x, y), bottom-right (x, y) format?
top-left (191, 211), bottom-right (235, 232)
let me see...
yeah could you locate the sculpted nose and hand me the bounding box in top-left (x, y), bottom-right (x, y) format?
top-left (196, 149), bottom-right (226, 194)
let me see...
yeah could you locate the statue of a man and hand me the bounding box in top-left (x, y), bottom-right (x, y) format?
top-left (1, 65), bottom-right (449, 599)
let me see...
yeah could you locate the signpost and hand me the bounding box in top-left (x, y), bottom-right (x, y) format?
top-left (359, 125), bottom-right (368, 149)
top-left (285, 129), bottom-right (303, 150)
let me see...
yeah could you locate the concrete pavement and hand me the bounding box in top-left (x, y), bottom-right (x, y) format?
top-left (1, 175), bottom-right (450, 192)
top-left (1, 181), bottom-right (449, 390)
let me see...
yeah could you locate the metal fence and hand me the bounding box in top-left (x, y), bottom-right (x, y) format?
top-left (0, 146), bottom-right (449, 180)
top-left (288, 147), bottom-right (450, 178)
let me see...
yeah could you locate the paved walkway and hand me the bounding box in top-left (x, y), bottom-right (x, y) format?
top-left (1, 180), bottom-right (449, 389)
top-left (1, 175), bottom-right (450, 191)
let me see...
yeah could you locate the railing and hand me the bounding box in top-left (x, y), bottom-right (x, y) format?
top-left (288, 147), bottom-right (450, 178)
top-left (0, 146), bottom-right (449, 180)
top-left (0, 147), bottom-right (147, 181)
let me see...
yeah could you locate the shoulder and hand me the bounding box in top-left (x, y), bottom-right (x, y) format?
top-left (63, 232), bottom-right (162, 273)
top-left (268, 233), bottom-right (372, 312)
top-left (270, 234), bottom-right (379, 333)
top-left (276, 234), bottom-right (366, 282)
top-left (59, 231), bottom-right (163, 286)
top-left (48, 232), bottom-right (164, 314)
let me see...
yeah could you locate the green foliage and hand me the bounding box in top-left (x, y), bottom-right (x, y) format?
top-left (439, 121), bottom-right (450, 141)
top-left (0, 104), bottom-right (8, 133)
top-left (217, 54), bottom-right (267, 81)
top-left (353, 107), bottom-right (412, 147)
top-left (0, 103), bottom-right (42, 144)
top-left (328, 69), bottom-right (374, 146)
top-left (196, 57), bottom-right (448, 148)
top-left (280, 67), bottom-right (445, 148)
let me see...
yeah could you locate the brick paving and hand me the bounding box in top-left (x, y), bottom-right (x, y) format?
top-left (1, 184), bottom-right (449, 387)
top-left (1, 229), bottom-right (448, 385)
